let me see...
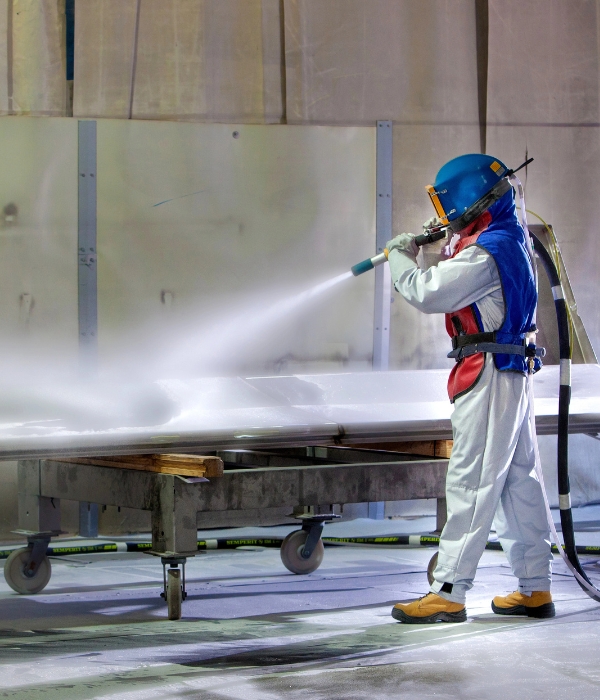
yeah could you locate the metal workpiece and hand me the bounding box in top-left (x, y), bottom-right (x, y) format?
top-left (0, 366), bottom-right (599, 461)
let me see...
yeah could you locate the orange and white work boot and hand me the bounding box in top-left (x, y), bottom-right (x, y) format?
top-left (491, 591), bottom-right (555, 618)
top-left (392, 593), bottom-right (467, 624)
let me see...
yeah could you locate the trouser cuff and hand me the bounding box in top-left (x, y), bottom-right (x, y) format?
top-left (518, 577), bottom-right (551, 595)
top-left (430, 579), bottom-right (467, 604)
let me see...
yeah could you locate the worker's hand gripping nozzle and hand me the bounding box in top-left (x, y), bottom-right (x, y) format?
top-left (350, 223), bottom-right (449, 277)
top-left (413, 223), bottom-right (449, 247)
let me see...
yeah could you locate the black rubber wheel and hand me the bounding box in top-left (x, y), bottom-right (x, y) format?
top-left (280, 529), bottom-right (324, 574)
top-left (4, 547), bottom-right (51, 594)
top-left (166, 568), bottom-right (182, 620)
top-left (427, 551), bottom-right (438, 586)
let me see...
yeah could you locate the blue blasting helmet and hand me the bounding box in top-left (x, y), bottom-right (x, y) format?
top-left (426, 154), bottom-right (511, 232)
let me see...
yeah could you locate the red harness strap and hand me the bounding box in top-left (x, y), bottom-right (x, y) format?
top-left (445, 212), bottom-right (492, 402)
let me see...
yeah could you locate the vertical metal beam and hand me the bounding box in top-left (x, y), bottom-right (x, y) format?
top-left (371, 121), bottom-right (393, 517)
top-left (79, 502), bottom-right (99, 537)
top-left (373, 120), bottom-right (392, 370)
top-left (78, 120), bottom-right (98, 373)
top-left (78, 121), bottom-right (99, 537)
top-left (475, 0), bottom-right (489, 154)
top-left (367, 501), bottom-right (385, 520)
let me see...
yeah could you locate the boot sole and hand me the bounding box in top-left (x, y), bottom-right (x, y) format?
top-left (491, 601), bottom-right (555, 618)
top-left (391, 607), bottom-right (467, 624)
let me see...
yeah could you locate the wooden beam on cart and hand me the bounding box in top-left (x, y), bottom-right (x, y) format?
top-left (60, 454), bottom-right (224, 478)
top-left (350, 440), bottom-right (453, 459)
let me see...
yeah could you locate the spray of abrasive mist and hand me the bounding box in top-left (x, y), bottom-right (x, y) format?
top-left (155, 270), bottom-right (354, 376)
top-left (0, 270), bottom-right (355, 432)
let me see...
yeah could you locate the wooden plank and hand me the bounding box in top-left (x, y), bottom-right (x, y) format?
top-left (434, 440), bottom-right (453, 459)
top-left (61, 454), bottom-right (224, 478)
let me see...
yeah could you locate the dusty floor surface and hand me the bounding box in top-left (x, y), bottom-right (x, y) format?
top-left (1, 516), bottom-right (600, 699)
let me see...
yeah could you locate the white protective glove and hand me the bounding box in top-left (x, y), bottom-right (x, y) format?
top-left (421, 215), bottom-right (451, 263)
top-left (386, 232), bottom-right (419, 259)
top-left (422, 216), bottom-right (441, 231)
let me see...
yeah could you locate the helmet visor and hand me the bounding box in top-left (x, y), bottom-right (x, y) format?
top-left (426, 185), bottom-right (450, 225)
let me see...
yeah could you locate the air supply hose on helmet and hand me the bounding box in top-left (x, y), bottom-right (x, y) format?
top-left (528, 232), bottom-right (600, 602)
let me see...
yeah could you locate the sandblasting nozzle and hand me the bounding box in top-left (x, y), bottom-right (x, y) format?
top-left (351, 250), bottom-right (388, 277)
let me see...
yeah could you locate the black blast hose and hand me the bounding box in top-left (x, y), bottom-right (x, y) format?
top-left (531, 232), bottom-right (600, 602)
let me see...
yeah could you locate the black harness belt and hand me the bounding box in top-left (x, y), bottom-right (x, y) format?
top-left (448, 332), bottom-right (546, 361)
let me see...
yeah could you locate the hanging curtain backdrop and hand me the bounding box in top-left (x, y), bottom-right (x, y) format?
top-left (0, 0), bottom-right (67, 116)
top-left (282, 0), bottom-right (481, 369)
top-left (73, 0), bottom-right (284, 123)
top-left (486, 0), bottom-right (600, 360)
top-left (0, 0), bottom-right (595, 367)
top-left (70, 0), bottom-right (600, 368)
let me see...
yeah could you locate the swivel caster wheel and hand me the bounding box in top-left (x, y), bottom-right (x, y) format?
top-left (166, 568), bottom-right (182, 621)
top-left (427, 551), bottom-right (438, 586)
top-left (280, 529), bottom-right (324, 574)
top-left (4, 547), bottom-right (51, 594)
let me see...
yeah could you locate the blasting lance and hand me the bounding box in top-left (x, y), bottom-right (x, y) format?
top-left (350, 224), bottom-right (449, 277)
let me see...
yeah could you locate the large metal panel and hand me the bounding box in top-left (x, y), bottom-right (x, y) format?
top-left (0, 117), bottom-right (78, 370)
top-left (0, 365), bottom-right (599, 461)
top-left (95, 121), bottom-right (376, 376)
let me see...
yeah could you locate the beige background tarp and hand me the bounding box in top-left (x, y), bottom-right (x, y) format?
top-left (74, 0), bottom-right (285, 122)
top-left (282, 0), bottom-right (482, 369)
top-left (70, 0), bottom-right (600, 367)
top-left (0, 0), bottom-right (67, 116)
top-left (283, 0), bottom-right (479, 127)
top-left (487, 0), bottom-right (600, 355)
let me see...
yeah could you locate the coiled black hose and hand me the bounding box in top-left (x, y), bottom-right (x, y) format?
top-left (531, 232), bottom-right (600, 602)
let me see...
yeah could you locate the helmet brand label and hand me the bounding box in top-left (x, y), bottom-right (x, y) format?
top-left (490, 161), bottom-right (506, 176)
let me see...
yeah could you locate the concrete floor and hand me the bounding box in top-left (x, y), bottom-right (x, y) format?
top-left (2, 515), bottom-right (600, 699)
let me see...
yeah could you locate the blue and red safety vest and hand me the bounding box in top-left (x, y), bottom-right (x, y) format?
top-left (446, 191), bottom-right (539, 402)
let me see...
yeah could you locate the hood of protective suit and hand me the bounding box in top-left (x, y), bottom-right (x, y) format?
top-left (484, 189), bottom-right (525, 240)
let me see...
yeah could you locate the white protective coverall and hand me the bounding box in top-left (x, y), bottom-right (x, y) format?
top-left (388, 239), bottom-right (553, 604)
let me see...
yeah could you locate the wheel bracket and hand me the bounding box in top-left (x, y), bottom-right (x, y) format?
top-left (297, 514), bottom-right (341, 560)
top-left (160, 556), bottom-right (187, 601)
top-left (24, 535), bottom-right (51, 578)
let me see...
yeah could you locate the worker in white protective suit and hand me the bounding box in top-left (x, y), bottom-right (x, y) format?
top-left (389, 154), bottom-right (554, 623)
